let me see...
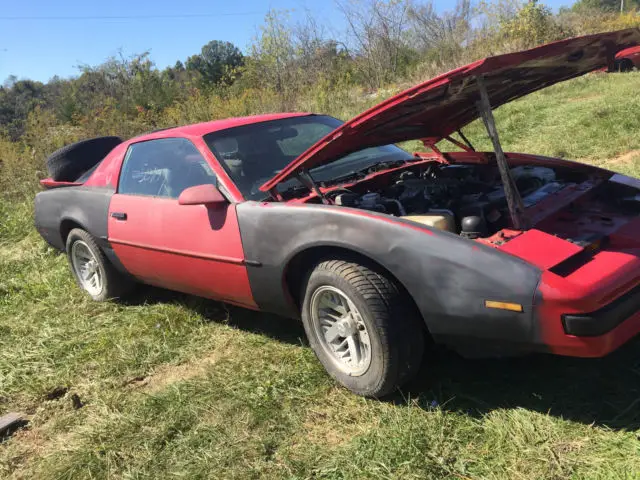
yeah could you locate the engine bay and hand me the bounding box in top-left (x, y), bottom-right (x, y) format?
top-left (323, 162), bottom-right (640, 241)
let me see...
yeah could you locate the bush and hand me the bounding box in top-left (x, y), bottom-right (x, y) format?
top-left (1, 0), bottom-right (638, 193)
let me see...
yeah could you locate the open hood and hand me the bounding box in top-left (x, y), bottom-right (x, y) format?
top-left (261, 28), bottom-right (640, 193)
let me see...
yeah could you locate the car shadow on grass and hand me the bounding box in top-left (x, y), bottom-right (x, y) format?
top-left (399, 339), bottom-right (640, 431)
top-left (123, 285), bottom-right (308, 347)
top-left (123, 286), bottom-right (639, 431)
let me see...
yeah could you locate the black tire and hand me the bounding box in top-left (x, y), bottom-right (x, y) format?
top-left (615, 59), bottom-right (633, 73)
top-left (300, 259), bottom-right (425, 398)
top-left (46, 136), bottom-right (122, 182)
top-left (65, 228), bottom-right (134, 301)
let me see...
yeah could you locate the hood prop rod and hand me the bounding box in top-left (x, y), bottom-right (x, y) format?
top-left (475, 75), bottom-right (529, 231)
top-left (296, 169), bottom-right (329, 205)
top-left (456, 129), bottom-right (475, 152)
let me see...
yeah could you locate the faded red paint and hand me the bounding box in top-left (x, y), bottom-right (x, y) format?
top-left (498, 229), bottom-right (584, 270)
top-left (83, 142), bottom-right (128, 189)
top-left (491, 220), bottom-right (640, 357)
top-left (108, 196), bottom-right (257, 308)
top-left (537, 270), bottom-right (640, 357)
top-left (177, 184), bottom-right (226, 206)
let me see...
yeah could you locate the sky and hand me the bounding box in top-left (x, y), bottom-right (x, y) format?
top-left (0, 0), bottom-right (573, 83)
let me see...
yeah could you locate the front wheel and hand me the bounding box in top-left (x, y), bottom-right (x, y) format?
top-left (66, 228), bottom-right (133, 301)
top-left (301, 259), bottom-right (425, 397)
top-left (615, 59), bottom-right (633, 73)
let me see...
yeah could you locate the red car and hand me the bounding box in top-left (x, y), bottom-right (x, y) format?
top-left (35, 29), bottom-right (640, 397)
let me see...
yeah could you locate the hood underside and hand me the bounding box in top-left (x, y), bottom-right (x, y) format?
top-left (261, 28), bottom-right (640, 193)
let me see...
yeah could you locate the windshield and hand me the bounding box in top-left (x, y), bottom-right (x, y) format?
top-left (203, 115), bottom-right (413, 200)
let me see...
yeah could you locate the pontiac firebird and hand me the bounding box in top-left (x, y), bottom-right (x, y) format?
top-left (35, 29), bottom-right (640, 397)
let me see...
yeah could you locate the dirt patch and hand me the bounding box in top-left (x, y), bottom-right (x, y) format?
top-left (125, 347), bottom-right (229, 394)
top-left (566, 93), bottom-right (602, 103)
top-left (8, 425), bottom-right (46, 453)
top-left (0, 239), bottom-right (39, 263)
top-left (605, 150), bottom-right (640, 166)
top-left (2, 423), bottom-right (59, 479)
top-left (3, 348), bottom-right (232, 476)
top-left (553, 440), bottom-right (587, 455)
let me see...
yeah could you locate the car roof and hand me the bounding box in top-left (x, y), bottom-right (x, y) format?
top-left (131, 112), bottom-right (313, 141)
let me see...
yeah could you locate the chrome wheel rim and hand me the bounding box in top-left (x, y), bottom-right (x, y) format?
top-left (71, 241), bottom-right (103, 296)
top-left (310, 286), bottom-right (372, 377)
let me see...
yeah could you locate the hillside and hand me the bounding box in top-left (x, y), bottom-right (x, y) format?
top-left (1, 72), bottom-right (640, 479)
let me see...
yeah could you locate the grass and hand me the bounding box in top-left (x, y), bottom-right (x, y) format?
top-left (1, 72), bottom-right (640, 479)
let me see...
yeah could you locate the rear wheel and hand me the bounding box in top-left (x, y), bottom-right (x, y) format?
top-left (301, 259), bottom-right (425, 397)
top-left (66, 228), bottom-right (133, 301)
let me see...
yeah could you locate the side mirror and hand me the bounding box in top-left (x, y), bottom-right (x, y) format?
top-left (178, 184), bottom-right (226, 206)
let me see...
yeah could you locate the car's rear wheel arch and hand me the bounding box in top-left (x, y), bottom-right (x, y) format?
top-left (60, 218), bottom-right (86, 246)
top-left (65, 228), bottom-right (134, 301)
top-left (284, 245), bottom-right (428, 332)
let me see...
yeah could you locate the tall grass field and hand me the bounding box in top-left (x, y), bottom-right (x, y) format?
top-left (1, 72), bottom-right (640, 479)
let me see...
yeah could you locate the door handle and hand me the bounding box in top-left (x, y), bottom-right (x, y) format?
top-left (111, 212), bottom-right (127, 221)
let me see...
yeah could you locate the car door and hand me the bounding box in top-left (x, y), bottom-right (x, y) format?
top-left (107, 137), bottom-right (257, 308)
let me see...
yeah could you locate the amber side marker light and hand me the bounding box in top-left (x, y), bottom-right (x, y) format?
top-left (485, 301), bottom-right (524, 312)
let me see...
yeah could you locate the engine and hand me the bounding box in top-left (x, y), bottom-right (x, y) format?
top-left (331, 164), bottom-right (571, 238)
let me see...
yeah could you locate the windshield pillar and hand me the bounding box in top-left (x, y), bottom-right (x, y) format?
top-left (475, 75), bottom-right (529, 231)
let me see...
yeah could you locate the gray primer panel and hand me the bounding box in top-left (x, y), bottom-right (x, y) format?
top-left (35, 186), bottom-right (114, 251)
top-left (236, 201), bottom-right (543, 352)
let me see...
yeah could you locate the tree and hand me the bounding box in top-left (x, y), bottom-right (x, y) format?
top-left (499, 0), bottom-right (565, 48)
top-left (162, 60), bottom-right (189, 82)
top-left (406, 0), bottom-right (472, 72)
top-left (337, 0), bottom-right (414, 89)
top-left (185, 40), bottom-right (244, 85)
top-left (571, 0), bottom-right (640, 11)
top-left (408, 0), bottom-right (472, 51)
top-left (240, 9), bottom-right (352, 104)
top-left (70, 52), bottom-right (178, 117)
top-left (247, 10), bottom-right (296, 95)
top-left (0, 78), bottom-right (46, 140)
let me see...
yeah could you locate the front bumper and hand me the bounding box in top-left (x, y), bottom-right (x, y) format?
top-left (536, 253), bottom-right (640, 357)
top-left (555, 309), bottom-right (640, 357)
top-left (562, 284), bottom-right (640, 337)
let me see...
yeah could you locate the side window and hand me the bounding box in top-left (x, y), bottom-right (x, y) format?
top-left (119, 138), bottom-right (216, 198)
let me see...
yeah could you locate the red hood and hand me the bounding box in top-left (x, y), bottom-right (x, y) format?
top-left (261, 28), bottom-right (640, 193)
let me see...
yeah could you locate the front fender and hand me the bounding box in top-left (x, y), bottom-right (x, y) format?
top-left (236, 202), bottom-right (543, 348)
